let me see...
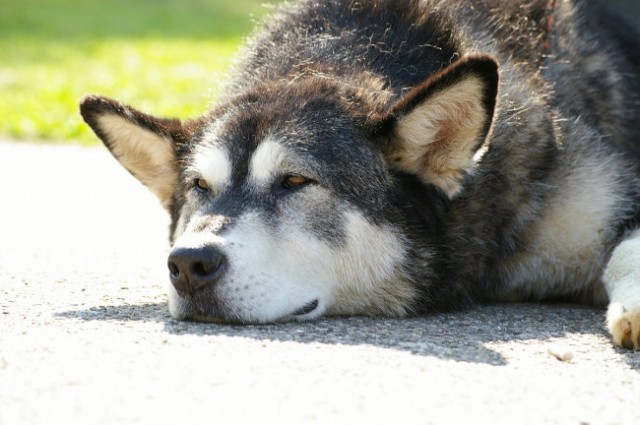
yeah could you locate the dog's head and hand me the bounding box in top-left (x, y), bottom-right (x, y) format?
top-left (80, 55), bottom-right (498, 323)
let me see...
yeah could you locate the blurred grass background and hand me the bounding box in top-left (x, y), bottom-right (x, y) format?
top-left (0, 0), bottom-right (280, 144)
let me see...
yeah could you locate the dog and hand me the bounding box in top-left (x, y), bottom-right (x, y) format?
top-left (80, 0), bottom-right (640, 349)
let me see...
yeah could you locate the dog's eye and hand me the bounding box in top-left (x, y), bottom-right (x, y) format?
top-left (193, 178), bottom-right (210, 193)
top-left (281, 175), bottom-right (313, 190)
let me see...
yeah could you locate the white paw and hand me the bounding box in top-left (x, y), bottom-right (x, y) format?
top-left (607, 302), bottom-right (640, 350)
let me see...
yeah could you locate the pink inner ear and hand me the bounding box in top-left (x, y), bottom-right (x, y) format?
top-left (432, 117), bottom-right (459, 147)
top-left (432, 98), bottom-right (481, 146)
top-left (389, 72), bottom-right (495, 198)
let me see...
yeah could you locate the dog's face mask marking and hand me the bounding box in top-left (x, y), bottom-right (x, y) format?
top-left (167, 110), bottom-right (413, 322)
top-left (190, 145), bottom-right (233, 195)
top-left (79, 55), bottom-right (498, 323)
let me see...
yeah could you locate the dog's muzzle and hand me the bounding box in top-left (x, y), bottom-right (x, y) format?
top-left (167, 245), bottom-right (227, 296)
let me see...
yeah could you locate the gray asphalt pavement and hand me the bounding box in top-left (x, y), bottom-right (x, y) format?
top-left (1, 141), bottom-right (639, 424)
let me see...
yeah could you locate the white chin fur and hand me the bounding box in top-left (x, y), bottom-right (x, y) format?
top-left (167, 277), bottom-right (330, 324)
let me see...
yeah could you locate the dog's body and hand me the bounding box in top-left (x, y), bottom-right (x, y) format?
top-left (80, 0), bottom-right (640, 348)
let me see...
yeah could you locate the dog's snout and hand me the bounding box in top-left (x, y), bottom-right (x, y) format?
top-left (167, 245), bottom-right (227, 296)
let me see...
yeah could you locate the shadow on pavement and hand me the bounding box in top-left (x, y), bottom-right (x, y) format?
top-left (57, 302), bottom-right (171, 322)
top-left (58, 302), bottom-right (640, 369)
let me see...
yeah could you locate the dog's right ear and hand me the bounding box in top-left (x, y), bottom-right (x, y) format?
top-left (380, 55), bottom-right (499, 198)
top-left (79, 95), bottom-right (187, 209)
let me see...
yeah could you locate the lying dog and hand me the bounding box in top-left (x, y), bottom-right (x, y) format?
top-left (80, 0), bottom-right (640, 349)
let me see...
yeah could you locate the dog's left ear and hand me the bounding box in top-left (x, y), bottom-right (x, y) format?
top-left (79, 95), bottom-right (188, 209)
top-left (383, 55), bottom-right (499, 197)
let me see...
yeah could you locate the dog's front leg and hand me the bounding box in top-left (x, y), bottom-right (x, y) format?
top-left (603, 229), bottom-right (640, 349)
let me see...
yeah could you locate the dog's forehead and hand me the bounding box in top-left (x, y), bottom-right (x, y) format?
top-left (193, 107), bottom-right (300, 169)
top-left (191, 144), bottom-right (232, 185)
top-left (189, 134), bottom-right (296, 187)
top-left (191, 117), bottom-right (320, 180)
top-left (187, 90), bottom-right (388, 194)
top-left (248, 137), bottom-right (292, 183)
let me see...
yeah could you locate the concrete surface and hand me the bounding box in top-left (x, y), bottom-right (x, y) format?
top-left (1, 140), bottom-right (639, 425)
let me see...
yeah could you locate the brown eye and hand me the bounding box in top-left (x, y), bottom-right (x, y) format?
top-left (281, 175), bottom-right (313, 189)
top-left (193, 178), bottom-right (210, 193)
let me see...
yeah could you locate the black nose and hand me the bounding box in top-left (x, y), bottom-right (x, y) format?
top-left (167, 245), bottom-right (227, 296)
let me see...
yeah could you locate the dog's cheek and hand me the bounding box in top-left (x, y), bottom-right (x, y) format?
top-left (279, 187), bottom-right (348, 246)
top-left (167, 285), bottom-right (187, 319)
top-left (170, 205), bottom-right (189, 242)
top-left (275, 196), bottom-right (414, 316)
top-left (215, 211), bottom-right (335, 321)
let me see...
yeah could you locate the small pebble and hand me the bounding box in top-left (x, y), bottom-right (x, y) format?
top-left (547, 347), bottom-right (574, 362)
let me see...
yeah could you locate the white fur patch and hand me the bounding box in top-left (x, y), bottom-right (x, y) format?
top-left (499, 154), bottom-right (623, 304)
top-left (248, 138), bottom-right (290, 186)
top-left (190, 145), bottom-right (232, 191)
top-left (97, 114), bottom-right (176, 207)
top-left (603, 229), bottom-right (640, 349)
top-left (327, 212), bottom-right (414, 316)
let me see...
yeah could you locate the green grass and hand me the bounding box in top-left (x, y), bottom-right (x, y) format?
top-left (0, 0), bottom-right (281, 144)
